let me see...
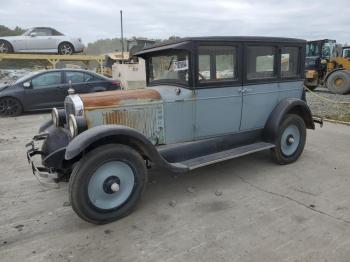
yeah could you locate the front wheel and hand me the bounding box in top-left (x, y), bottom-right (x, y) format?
top-left (69, 144), bottom-right (148, 224)
top-left (0, 97), bottom-right (23, 117)
top-left (272, 114), bottom-right (306, 165)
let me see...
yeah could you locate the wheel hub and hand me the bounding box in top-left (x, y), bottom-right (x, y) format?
top-left (281, 124), bottom-right (300, 156)
top-left (87, 161), bottom-right (135, 210)
top-left (286, 135), bottom-right (295, 145)
top-left (103, 176), bottom-right (121, 194)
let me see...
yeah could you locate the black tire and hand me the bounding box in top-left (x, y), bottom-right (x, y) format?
top-left (0, 97), bottom-right (23, 117)
top-left (272, 114), bottom-right (306, 165)
top-left (0, 40), bottom-right (13, 53)
top-left (69, 144), bottom-right (147, 224)
top-left (58, 42), bottom-right (74, 55)
top-left (326, 70), bottom-right (350, 94)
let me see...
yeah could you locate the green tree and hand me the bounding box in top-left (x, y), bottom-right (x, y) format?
top-left (0, 25), bottom-right (25, 37)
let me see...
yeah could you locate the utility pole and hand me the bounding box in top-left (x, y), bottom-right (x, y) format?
top-left (120, 10), bottom-right (124, 63)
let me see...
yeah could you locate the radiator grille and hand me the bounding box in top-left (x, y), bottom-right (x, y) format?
top-left (102, 103), bottom-right (164, 144)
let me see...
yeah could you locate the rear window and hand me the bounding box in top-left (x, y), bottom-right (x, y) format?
top-left (66, 72), bottom-right (101, 83)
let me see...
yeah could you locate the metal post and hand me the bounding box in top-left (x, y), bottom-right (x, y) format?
top-left (120, 10), bottom-right (124, 63)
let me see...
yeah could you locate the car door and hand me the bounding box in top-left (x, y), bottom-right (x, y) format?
top-left (194, 45), bottom-right (243, 139)
top-left (23, 71), bottom-right (65, 110)
top-left (240, 45), bottom-right (279, 131)
top-left (25, 28), bottom-right (57, 51)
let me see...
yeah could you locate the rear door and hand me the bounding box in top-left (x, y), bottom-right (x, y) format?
top-left (64, 71), bottom-right (108, 94)
top-left (194, 44), bottom-right (243, 139)
top-left (24, 71), bottom-right (64, 110)
top-left (240, 45), bottom-right (279, 130)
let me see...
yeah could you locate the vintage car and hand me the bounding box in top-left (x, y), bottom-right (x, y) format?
top-left (26, 36), bottom-right (322, 224)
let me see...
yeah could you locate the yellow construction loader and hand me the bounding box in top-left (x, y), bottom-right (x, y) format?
top-left (305, 39), bottom-right (350, 94)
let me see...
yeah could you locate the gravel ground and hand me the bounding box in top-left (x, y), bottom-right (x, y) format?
top-left (306, 87), bottom-right (350, 122)
top-left (1, 114), bottom-right (350, 262)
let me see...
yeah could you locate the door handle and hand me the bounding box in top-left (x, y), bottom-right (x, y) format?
top-left (239, 88), bottom-right (252, 94)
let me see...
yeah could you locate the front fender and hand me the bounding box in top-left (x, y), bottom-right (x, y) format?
top-left (65, 125), bottom-right (188, 173)
top-left (264, 98), bottom-right (314, 143)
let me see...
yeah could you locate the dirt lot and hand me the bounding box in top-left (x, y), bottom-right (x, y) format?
top-left (306, 87), bottom-right (350, 122)
top-left (1, 113), bottom-right (350, 262)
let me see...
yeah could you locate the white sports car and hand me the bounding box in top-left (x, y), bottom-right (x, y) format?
top-left (0, 27), bottom-right (85, 55)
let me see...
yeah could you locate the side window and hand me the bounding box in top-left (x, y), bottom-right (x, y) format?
top-left (32, 72), bottom-right (61, 88)
top-left (198, 46), bottom-right (237, 82)
top-left (33, 28), bottom-right (52, 36)
top-left (247, 46), bottom-right (276, 80)
top-left (66, 72), bottom-right (85, 84)
top-left (281, 47), bottom-right (299, 77)
top-left (84, 73), bottom-right (99, 82)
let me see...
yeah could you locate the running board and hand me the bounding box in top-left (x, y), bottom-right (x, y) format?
top-left (179, 142), bottom-right (275, 170)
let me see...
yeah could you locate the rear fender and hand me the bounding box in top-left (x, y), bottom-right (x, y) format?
top-left (264, 98), bottom-right (314, 143)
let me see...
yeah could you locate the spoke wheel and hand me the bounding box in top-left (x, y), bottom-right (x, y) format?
top-left (69, 144), bottom-right (147, 224)
top-left (59, 43), bottom-right (74, 55)
top-left (0, 97), bottom-right (22, 117)
top-left (0, 41), bottom-right (12, 53)
top-left (272, 114), bottom-right (306, 164)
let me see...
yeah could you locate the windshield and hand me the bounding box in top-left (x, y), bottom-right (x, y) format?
top-left (21, 28), bottom-right (33, 36)
top-left (306, 43), bottom-right (320, 57)
top-left (148, 50), bottom-right (189, 86)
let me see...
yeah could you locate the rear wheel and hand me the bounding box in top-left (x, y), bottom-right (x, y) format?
top-left (69, 144), bottom-right (147, 224)
top-left (58, 42), bottom-right (74, 55)
top-left (326, 70), bottom-right (350, 94)
top-left (0, 97), bottom-right (23, 117)
top-left (272, 114), bottom-right (306, 164)
top-left (0, 40), bottom-right (12, 53)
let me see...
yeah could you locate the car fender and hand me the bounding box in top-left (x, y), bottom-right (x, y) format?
top-left (65, 125), bottom-right (188, 173)
top-left (264, 98), bottom-right (314, 143)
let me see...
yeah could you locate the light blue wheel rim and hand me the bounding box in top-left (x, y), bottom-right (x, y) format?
top-left (281, 124), bottom-right (300, 156)
top-left (88, 161), bottom-right (135, 210)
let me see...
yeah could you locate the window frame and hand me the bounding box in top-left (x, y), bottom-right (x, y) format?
top-left (243, 43), bottom-right (279, 85)
top-left (30, 71), bottom-right (63, 89)
top-left (146, 49), bottom-right (193, 88)
top-left (194, 42), bottom-right (242, 89)
top-left (280, 46), bottom-right (302, 80)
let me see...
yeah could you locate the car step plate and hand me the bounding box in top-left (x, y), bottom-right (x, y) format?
top-left (180, 142), bottom-right (275, 170)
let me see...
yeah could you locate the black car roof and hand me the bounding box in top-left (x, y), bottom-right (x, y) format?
top-left (136, 36), bottom-right (306, 56)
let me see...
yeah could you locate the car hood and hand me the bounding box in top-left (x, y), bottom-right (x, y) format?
top-left (0, 84), bottom-right (10, 92)
top-left (79, 89), bottom-right (162, 108)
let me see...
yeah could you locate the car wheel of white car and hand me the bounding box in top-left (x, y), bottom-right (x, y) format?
top-left (58, 42), bottom-right (74, 55)
top-left (0, 40), bottom-right (12, 53)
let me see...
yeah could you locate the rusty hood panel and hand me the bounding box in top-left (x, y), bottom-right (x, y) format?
top-left (80, 89), bottom-right (161, 108)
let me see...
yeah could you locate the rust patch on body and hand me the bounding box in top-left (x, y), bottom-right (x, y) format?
top-left (80, 89), bottom-right (161, 108)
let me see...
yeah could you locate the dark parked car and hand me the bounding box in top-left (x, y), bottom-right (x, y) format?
top-left (0, 69), bottom-right (120, 116)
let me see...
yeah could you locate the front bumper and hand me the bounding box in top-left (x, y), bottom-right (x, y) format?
top-left (26, 133), bottom-right (59, 183)
top-left (26, 125), bottom-right (70, 183)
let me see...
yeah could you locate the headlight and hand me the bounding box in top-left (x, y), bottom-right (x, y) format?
top-left (68, 114), bottom-right (87, 138)
top-left (51, 108), bottom-right (66, 127)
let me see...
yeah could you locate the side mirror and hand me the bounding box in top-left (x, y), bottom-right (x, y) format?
top-left (29, 32), bottom-right (37, 37)
top-left (23, 81), bottom-right (32, 88)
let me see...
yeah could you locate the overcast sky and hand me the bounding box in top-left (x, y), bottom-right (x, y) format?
top-left (2, 0), bottom-right (350, 44)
